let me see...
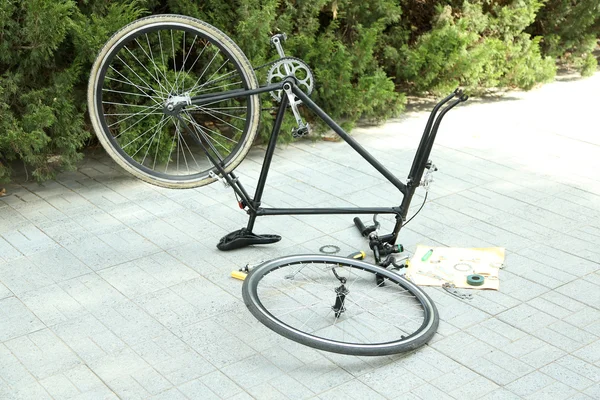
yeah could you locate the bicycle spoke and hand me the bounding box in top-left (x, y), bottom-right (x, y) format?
top-left (196, 107), bottom-right (243, 133)
top-left (102, 88), bottom-right (163, 101)
top-left (124, 115), bottom-right (168, 156)
top-left (111, 104), bottom-right (163, 139)
top-left (107, 103), bottom-right (162, 129)
top-left (123, 47), bottom-right (171, 99)
top-left (112, 59), bottom-right (164, 107)
top-left (105, 76), bottom-right (156, 94)
top-left (252, 259), bottom-right (432, 347)
top-left (189, 48), bottom-right (221, 94)
top-left (181, 112), bottom-right (233, 156)
top-left (197, 69), bottom-right (238, 91)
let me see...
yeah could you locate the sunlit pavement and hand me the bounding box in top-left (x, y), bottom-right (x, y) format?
top-left (1, 73), bottom-right (599, 399)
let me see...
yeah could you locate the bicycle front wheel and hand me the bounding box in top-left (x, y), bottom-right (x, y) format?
top-left (242, 255), bottom-right (439, 356)
top-left (88, 15), bottom-right (260, 188)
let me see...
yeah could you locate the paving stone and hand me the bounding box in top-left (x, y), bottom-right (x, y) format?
top-left (94, 300), bottom-right (170, 347)
top-left (448, 375), bottom-right (499, 400)
top-left (88, 347), bottom-right (151, 384)
top-left (62, 236), bottom-right (137, 271)
top-left (28, 247), bottom-right (92, 282)
top-left (505, 371), bottom-right (556, 397)
top-left (468, 358), bottom-right (521, 386)
top-left (105, 375), bottom-right (150, 400)
top-left (573, 340), bottom-right (600, 364)
top-left (556, 279), bottom-right (600, 309)
top-left (99, 253), bottom-right (197, 298)
top-left (527, 297), bottom-right (574, 319)
top-left (500, 272), bottom-right (550, 302)
top-left (39, 373), bottom-right (81, 399)
top-left (0, 296), bottom-right (45, 342)
top-left (411, 383), bottom-right (454, 400)
top-left (177, 379), bottom-right (221, 400)
top-left (196, 370), bottom-right (244, 399)
top-left (0, 257), bottom-right (54, 295)
top-left (0, 380), bottom-right (52, 400)
top-left (497, 303), bottom-right (558, 333)
top-left (0, 343), bottom-right (37, 391)
top-left (319, 379), bottom-right (387, 400)
top-left (0, 236), bottom-right (24, 263)
top-left (221, 354), bottom-right (285, 390)
top-left (58, 273), bottom-right (126, 312)
top-left (555, 355), bottom-right (600, 384)
top-left (482, 388), bottom-right (522, 400)
top-left (289, 358), bottom-right (356, 395)
top-left (130, 367), bottom-right (173, 396)
top-left (584, 383), bottom-right (600, 399)
top-left (1, 224), bottom-right (59, 256)
top-left (52, 314), bottom-right (127, 363)
top-left (0, 280), bottom-right (11, 300)
top-left (5, 329), bottom-right (81, 380)
top-left (428, 365), bottom-right (479, 393)
top-left (539, 363), bottom-right (594, 391)
top-left (20, 284), bottom-right (87, 326)
top-left (153, 350), bottom-right (215, 386)
top-left (97, 228), bottom-right (163, 260)
top-left (176, 319), bottom-right (256, 369)
top-left (267, 374), bottom-right (315, 400)
top-left (525, 381), bottom-right (578, 400)
top-left (519, 343), bottom-right (567, 369)
top-left (533, 324), bottom-right (597, 353)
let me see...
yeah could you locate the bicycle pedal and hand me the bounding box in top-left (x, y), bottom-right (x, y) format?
top-left (292, 123), bottom-right (311, 138)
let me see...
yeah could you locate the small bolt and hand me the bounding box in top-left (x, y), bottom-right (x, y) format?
top-left (167, 105), bottom-right (174, 111)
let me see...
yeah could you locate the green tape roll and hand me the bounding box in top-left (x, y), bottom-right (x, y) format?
top-left (467, 274), bottom-right (485, 286)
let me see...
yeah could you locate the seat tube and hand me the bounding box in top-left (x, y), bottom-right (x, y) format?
top-left (246, 93), bottom-right (289, 231)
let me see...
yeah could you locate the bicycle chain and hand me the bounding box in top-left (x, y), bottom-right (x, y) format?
top-left (442, 283), bottom-right (473, 300)
top-left (416, 269), bottom-right (473, 300)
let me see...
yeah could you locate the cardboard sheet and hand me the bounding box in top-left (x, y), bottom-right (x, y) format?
top-left (405, 245), bottom-right (505, 290)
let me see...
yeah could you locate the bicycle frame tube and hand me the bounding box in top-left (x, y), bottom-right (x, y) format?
top-left (292, 87), bottom-right (407, 196)
top-left (178, 80), bottom-right (463, 244)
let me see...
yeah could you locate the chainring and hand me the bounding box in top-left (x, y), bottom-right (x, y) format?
top-left (266, 57), bottom-right (314, 105)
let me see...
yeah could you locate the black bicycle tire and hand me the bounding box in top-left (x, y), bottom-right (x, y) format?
top-left (88, 14), bottom-right (260, 188)
top-left (242, 254), bottom-right (439, 356)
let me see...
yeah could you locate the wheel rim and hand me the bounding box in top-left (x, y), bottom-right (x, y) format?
top-left (94, 21), bottom-right (256, 183)
top-left (248, 256), bottom-right (436, 352)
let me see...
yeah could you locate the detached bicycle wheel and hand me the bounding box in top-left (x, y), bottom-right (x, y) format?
top-left (242, 255), bottom-right (439, 356)
top-left (88, 15), bottom-right (260, 188)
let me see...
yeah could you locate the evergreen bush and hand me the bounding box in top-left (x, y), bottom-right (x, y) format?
top-left (0, 0), bottom-right (598, 183)
top-left (529, 0), bottom-right (600, 76)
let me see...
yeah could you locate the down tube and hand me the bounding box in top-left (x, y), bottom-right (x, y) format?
top-left (292, 86), bottom-right (407, 196)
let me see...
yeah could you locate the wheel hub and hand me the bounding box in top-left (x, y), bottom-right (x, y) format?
top-left (163, 93), bottom-right (192, 115)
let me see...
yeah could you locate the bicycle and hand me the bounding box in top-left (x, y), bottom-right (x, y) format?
top-left (88, 14), bottom-right (468, 356)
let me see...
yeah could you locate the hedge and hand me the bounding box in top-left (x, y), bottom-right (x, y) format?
top-left (0, 0), bottom-right (598, 182)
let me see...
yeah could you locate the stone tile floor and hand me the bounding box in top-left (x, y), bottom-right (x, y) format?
top-left (1, 73), bottom-right (599, 399)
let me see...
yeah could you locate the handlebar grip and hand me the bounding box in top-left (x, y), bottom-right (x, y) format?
top-left (353, 217), bottom-right (368, 237)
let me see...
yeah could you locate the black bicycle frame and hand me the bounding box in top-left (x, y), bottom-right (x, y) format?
top-left (179, 79), bottom-right (467, 249)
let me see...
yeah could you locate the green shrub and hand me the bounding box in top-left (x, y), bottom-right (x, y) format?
top-left (529, 0), bottom-right (600, 75)
top-left (388, 1), bottom-right (556, 95)
top-left (1, 0), bottom-right (597, 183)
top-left (0, 0), bottom-right (145, 182)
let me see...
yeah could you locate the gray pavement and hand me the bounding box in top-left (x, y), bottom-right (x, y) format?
top-left (1, 72), bottom-right (599, 399)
